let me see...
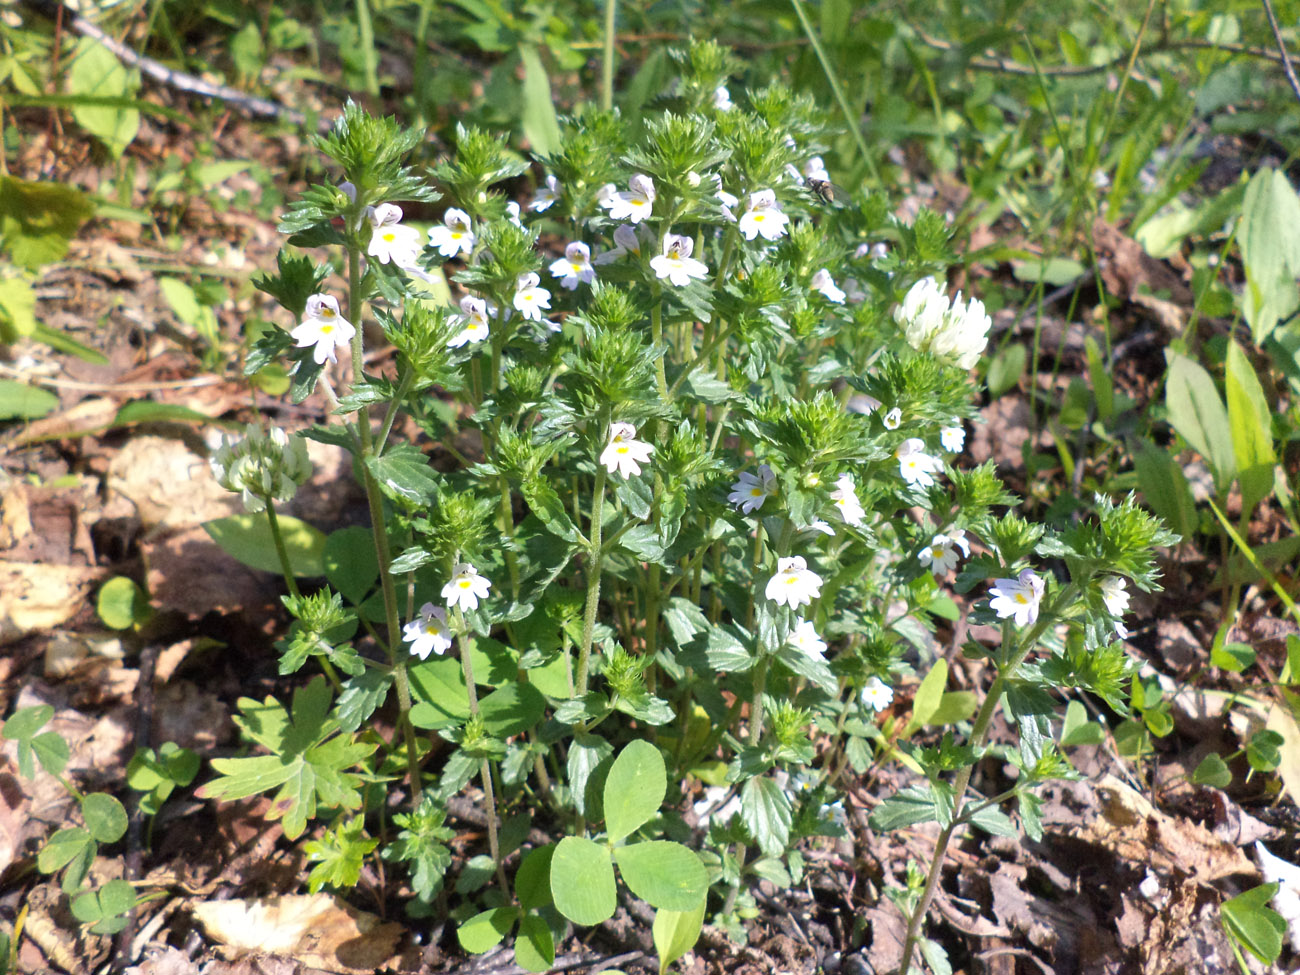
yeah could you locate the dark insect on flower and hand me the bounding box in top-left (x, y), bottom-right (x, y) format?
top-left (804, 177), bottom-right (851, 207)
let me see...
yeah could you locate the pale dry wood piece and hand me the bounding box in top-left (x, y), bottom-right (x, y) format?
top-left (1075, 775), bottom-right (1256, 883)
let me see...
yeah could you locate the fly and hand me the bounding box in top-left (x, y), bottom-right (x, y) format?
top-left (804, 177), bottom-right (851, 207)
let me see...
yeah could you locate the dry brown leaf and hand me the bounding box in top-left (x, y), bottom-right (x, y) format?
top-left (0, 561), bottom-right (104, 645)
top-left (106, 435), bottom-right (239, 532)
top-left (191, 893), bottom-right (406, 974)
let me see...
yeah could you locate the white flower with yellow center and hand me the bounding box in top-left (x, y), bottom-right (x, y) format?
top-left (919, 531), bottom-right (970, 576)
top-left (728, 464), bottom-right (778, 514)
top-left (810, 269), bottom-right (846, 304)
top-left (788, 619), bottom-right (827, 660)
top-left (883, 407), bottom-right (902, 430)
top-left (291, 294), bottom-right (355, 365)
top-left (367, 203), bottom-right (423, 267)
top-left (766, 556), bottom-right (823, 610)
top-left (713, 85), bottom-right (734, 110)
top-left (737, 189), bottom-right (789, 242)
top-left (1099, 576), bottom-right (1131, 639)
top-left (989, 569), bottom-right (1046, 627)
top-left (896, 438), bottom-right (941, 488)
top-left (650, 233), bottom-right (708, 287)
top-left (447, 295), bottom-right (493, 349)
top-left (602, 174), bottom-right (656, 224)
top-left (442, 563), bottom-right (492, 613)
top-left (549, 241), bottom-right (596, 290)
top-left (529, 175), bottom-right (561, 212)
top-left (427, 207), bottom-right (475, 258)
top-left (512, 272), bottom-right (552, 322)
top-left (940, 422), bottom-right (965, 453)
top-left (861, 677), bottom-right (893, 711)
top-left (403, 603), bottom-right (453, 659)
top-left (829, 473), bottom-right (864, 526)
top-left (599, 422), bottom-right (654, 479)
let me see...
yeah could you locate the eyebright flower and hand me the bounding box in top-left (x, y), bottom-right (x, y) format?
top-left (804, 519), bottom-right (835, 537)
top-left (738, 189), bottom-right (789, 242)
top-left (803, 156), bottom-right (830, 182)
top-left (713, 85), bottom-right (733, 110)
top-left (599, 422), bottom-right (653, 479)
top-left (1099, 576), bottom-right (1131, 639)
top-left (829, 473), bottom-right (865, 526)
top-left (292, 295), bottom-right (355, 365)
top-left (766, 556), bottom-right (823, 609)
top-left (529, 175), bottom-right (561, 212)
top-left (427, 208), bottom-right (475, 258)
top-left (402, 603), bottom-right (453, 659)
top-left (602, 174), bottom-right (656, 223)
top-left (940, 422), bottom-right (965, 453)
top-left (918, 531), bottom-right (970, 576)
top-left (895, 276), bottom-right (992, 370)
top-left (512, 272), bottom-right (552, 321)
top-left (713, 176), bottom-right (739, 222)
top-left (788, 619), bottom-right (827, 660)
top-left (728, 464), bottom-right (778, 513)
top-left (861, 677), bottom-right (894, 711)
top-left (506, 201), bottom-right (524, 226)
top-left (447, 295), bottom-right (492, 348)
top-left (989, 569), bottom-right (1046, 627)
top-left (366, 203), bottom-right (422, 267)
top-left (897, 438), bottom-right (941, 488)
top-left (210, 423), bottom-right (312, 513)
top-left (595, 224), bottom-right (644, 265)
top-left (549, 242), bottom-right (596, 290)
top-left (650, 233), bottom-right (709, 287)
top-left (883, 407), bottom-right (902, 430)
top-left (442, 563), bottom-right (492, 613)
top-left (847, 393), bottom-right (881, 415)
top-left (810, 269), bottom-right (846, 304)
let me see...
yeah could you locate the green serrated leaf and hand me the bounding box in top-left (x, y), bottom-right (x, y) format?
top-left (365, 443), bottom-right (440, 505)
top-left (740, 776), bottom-right (792, 857)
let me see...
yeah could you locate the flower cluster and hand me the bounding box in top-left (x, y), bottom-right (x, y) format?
top-left (895, 276), bottom-right (992, 370)
top-left (210, 423), bottom-right (313, 513)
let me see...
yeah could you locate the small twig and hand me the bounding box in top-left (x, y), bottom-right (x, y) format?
top-left (1260, 0), bottom-right (1300, 106)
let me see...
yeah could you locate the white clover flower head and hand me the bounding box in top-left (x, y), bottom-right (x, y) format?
top-left (402, 602), bottom-right (453, 659)
top-left (728, 463), bottom-right (778, 514)
top-left (599, 421), bottom-right (653, 479)
top-left (713, 85), bottom-right (733, 110)
top-left (918, 533), bottom-right (964, 576)
top-left (861, 677), bottom-right (894, 712)
top-left (896, 438), bottom-right (941, 488)
top-left (650, 232), bottom-right (709, 287)
top-left (291, 294), bottom-right (355, 365)
top-left (883, 407), bottom-right (902, 430)
top-left (548, 241), bottom-right (595, 290)
top-left (1099, 576), bottom-right (1131, 639)
top-left (830, 473), bottom-right (865, 526)
top-left (989, 568), bottom-right (1046, 627)
top-left (803, 156), bottom-right (830, 181)
top-left (788, 619), bottom-right (827, 660)
top-left (442, 562), bottom-right (492, 612)
top-left (603, 174), bottom-right (656, 223)
top-left (512, 271), bottom-right (552, 321)
top-left (447, 295), bottom-right (492, 348)
top-left (766, 556), bottom-right (823, 609)
top-left (529, 174), bottom-right (561, 212)
top-left (738, 189), bottom-right (789, 241)
top-left (428, 207), bottom-right (475, 258)
top-left (940, 422), bottom-right (965, 453)
top-left (366, 203), bottom-right (423, 267)
top-left (896, 276), bottom-right (992, 370)
top-left (211, 423), bottom-right (313, 513)
top-left (810, 268), bottom-right (846, 304)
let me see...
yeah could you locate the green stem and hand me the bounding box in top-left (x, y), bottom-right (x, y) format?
top-left (651, 300), bottom-right (669, 399)
top-left (788, 0), bottom-right (879, 182)
top-left (601, 0), bottom-right (618, 112)
top-left (354, 0), bottom-right (380, 96)
top-left (576, 463), bottom-right (609, 697)
top-left (263, 500), bottom-right (302, 602)
top-left (456, 617), bottom-right (510, 896)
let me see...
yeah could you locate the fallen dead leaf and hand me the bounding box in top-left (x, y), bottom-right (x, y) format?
top-left (0, 561), bottom-right (104, 645)
top-left (192, 894), bottom-right (406, 974)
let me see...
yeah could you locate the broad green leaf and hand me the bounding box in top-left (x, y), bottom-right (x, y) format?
top-left (1191, 753), bottom-right (1232, 788)
top-left (71, 878), bottom-right (136, 935)
top-left (3, 704), bottom-right (53, 743)
top-left (1133, 441), bottom-right (1197, 541)
top-left (408, 657), bottom-right (471, 726)
top-left (67, 37), bottom-right (139, 157)
top-left (514, 912), bottom-right (555, 972)
top-left (111, 400), bottom-right (214, 428)
top-left (204, 514), bottom-right (326, 577)
top-left (1012, 256), bottom-right (1085, 286)
top-left (604, 740), bottom-right (666, 842)
top-left (0, 277), bottom-right (37, 342)
top-left (740, 776), bottom-right (792, 857)
top-left (457, 907), bottom-right (517, 953)
top-left (37, 827), bottom-right (93, 874)
top-left (903, 659), bottom-right (948, 736)
top-left (323, 526), bottom-right (380, 605)
top-left (81, 793), bottom-right (127, 843)
top-left (0, 378), bottom-right (56, 421)
top-left (519, 45), bottom-right (561, 157)
top-left (479, 682), bottom-right (547, 738)
top-left (550, 836), bottom-right (616, 925)
top-left (1060, 700), bottom-right (1105, 747)
top-left (1166, 354), bottom-right (1235, 491)
top-left (96, 576), bottom-right (150, 630)
top-left (1211, 641), bottom-right (1255, 673)
top-left (774, 643), bottom-right (837, 695)
top-left (1225, 341), bottom-right (1276, 517)
top-left (1221, 883), bottom-right (1285, 964)
top-left (652, 900), bottom-right (706, 975)
top-left (986, 342), bottom-right (1025, 398)
top-left (515, 845), bottom-right (554, 911)
top-left (1240, 169), bottom-right (1300, 344)
top-left (926, 691), bottom-right (978, 726)
top-left (31, 731), bottom-right (69, 778)
top-left (0, 176), bottom-right (95, 269)
top-left (614, 841), bottom-right (707, 911)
